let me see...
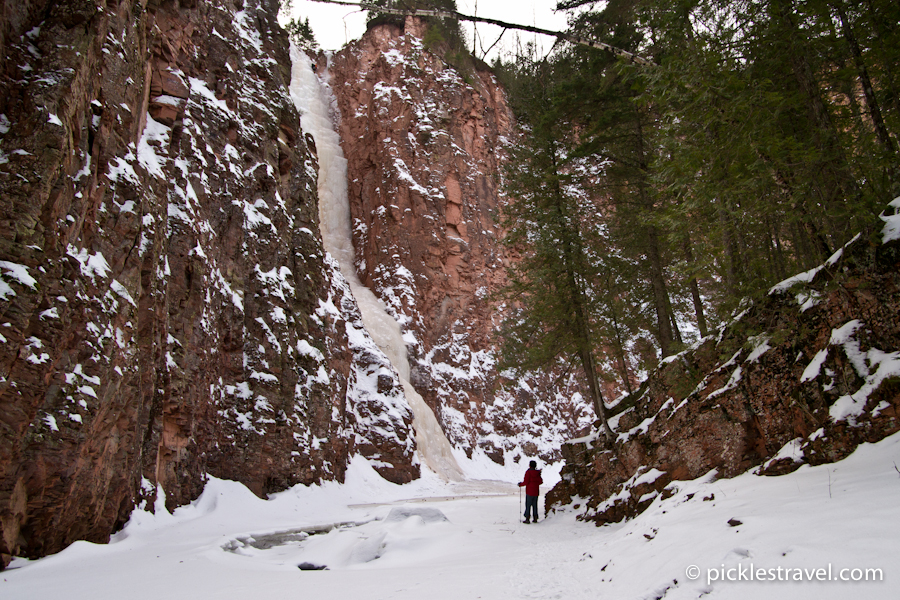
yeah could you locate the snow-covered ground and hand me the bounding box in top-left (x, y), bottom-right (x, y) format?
top-left (3, 432), bottom-right (898, 599)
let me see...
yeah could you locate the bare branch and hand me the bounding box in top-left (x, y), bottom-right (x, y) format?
top-left (302, 0), bottom-right (656, 66)
top-left (481, 28), bottom-right (507, 61)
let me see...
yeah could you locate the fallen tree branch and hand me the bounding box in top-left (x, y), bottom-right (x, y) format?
top-left (302, 0), bottom-right (656, 66)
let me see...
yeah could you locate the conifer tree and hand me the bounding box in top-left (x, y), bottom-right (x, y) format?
top-left (635, 0), bottom-right (893, 316)
top-left (496, 56), bottom-right (618, 439)
top-left (279, 0), bottom-right (319, 51)
top-left (552, 1), bottom-right (686, 357)
top-left (494, 0), bottom-right (898, 407)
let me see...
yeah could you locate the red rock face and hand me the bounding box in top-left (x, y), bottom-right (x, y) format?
top-left (547, 235), bottom-right (900, 524)
top-left (0, 0), bottom-right (415, 567)
top-left (0, 3), bottom-right (599, 569)
top-left (327, 18), bottom-right (595, 464)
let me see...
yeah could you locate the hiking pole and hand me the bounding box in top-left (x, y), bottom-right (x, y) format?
top-left (519, 485), bottom-right (522, 522)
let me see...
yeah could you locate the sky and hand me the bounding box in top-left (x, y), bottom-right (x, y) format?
top-left (287, 0), bottom-right (574, 61)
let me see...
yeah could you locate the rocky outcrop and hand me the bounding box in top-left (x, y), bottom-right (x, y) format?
top-left (327, 18), bottom-right (594, 465)
top-left (547, 221), bottom-right (900, 524)
top-left (0, 0), bottom-right (415, 567)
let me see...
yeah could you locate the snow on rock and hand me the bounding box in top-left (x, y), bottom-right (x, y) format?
top-left (0, 0), bottom-right (410, 567)
top-left (550, 228), bottom-right (900, 525)
top-left (881, 195), bottom-right (900, 243)
top-left (326, 17), bottom-right (594, 474)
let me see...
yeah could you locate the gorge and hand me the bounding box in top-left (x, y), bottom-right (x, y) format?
top-left (0, 0), bottom-right (589, 566)
top-left (1, 0), bottom-right (898, 576)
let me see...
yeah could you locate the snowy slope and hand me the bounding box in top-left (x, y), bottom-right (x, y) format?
top-left (3, 432), bottom-right (897, 599)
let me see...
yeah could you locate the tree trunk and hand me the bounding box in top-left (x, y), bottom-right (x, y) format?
top-left (606, 285), bottom-right (634, 394)
top-left (863, 0), bottom-right (900, 131)
top-left (772, 0), bottom-right (861, 228)
top-left (646, 224), bottom-right (674, 356)
top-left (578, 341), bottom-right (613, 442)
top-left (682, 238), bottom-right (708, 338)
top-left (668, 296), bottom-right (683, 346)
top-left (718, 202), bottom-right (739, 299)
top-left (548, 142), bottom-right (614, 441)
top-left (634, 111), bottom-right (675, 357)
top-left (832, 0), bottom-right (896, 156)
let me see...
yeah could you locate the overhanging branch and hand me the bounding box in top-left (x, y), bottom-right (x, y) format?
top-left (302, 0), bottom-right (656, 66)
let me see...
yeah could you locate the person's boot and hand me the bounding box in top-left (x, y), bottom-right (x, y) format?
top-left (523, 518), bottom-right (530, 524)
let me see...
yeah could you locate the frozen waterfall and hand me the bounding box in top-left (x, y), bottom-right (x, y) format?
top-left (289, 47), bottom-right (464, 482)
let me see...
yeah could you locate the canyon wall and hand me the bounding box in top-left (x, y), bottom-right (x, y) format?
top-left (327, 18), bottom-right (593, 467)
top-left (547, 223), bottom-right (900, 524)
top-left (4, 0), bottom-right (895, 571)
top-left (0, 1), bottom-right (602, 569)
top-left (0, 0), bottom-right (416, 567)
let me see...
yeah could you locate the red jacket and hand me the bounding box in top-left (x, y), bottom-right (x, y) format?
top-left (519, 468), bottom-right (542, 496)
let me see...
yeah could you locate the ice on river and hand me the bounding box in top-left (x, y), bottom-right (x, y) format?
top-left (3, 433), bottom-right (899, 599)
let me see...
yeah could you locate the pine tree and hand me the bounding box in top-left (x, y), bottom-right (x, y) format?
top-left (497, 0), bottom-right (897, 407)
top-left (496, 55), bottom-right (619, 439)
top-left (279, 0), bottom-right (319, 51)
top-left (634, 0), bottom-right (892, 315)
top-left (553, 2), bottom-right (686, 357)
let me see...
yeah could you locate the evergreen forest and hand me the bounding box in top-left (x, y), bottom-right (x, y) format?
top-left (490, 0), bottom-right (899, 415)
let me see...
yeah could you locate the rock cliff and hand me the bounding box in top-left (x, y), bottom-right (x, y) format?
top-left (0, 0), bottom-right (415, 567)
top-left (547, 219), bottom-right (900, 524)
top-left (327, 17), bottom-right (593, 466)
top-left (5, 0), bottom-right (895, 572)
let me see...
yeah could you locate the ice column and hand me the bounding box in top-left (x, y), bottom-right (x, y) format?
top-left (289, 47), bottom-right (464, 482)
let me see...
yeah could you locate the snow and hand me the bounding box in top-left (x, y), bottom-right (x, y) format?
top-left (238, 198), bottom-right (277, 236)
top-left (137, 116), bottom-right (171, 178)
top-left (383, 48), bottom-right (405, 67)
top-left (291, 46), bottom-right (463, 482)
top-left (0, 260), bottom-right (37, 288)
top-left (881, 196), bottom-right (900, 243)
top-left (66, 246), bottom-right (110, 282)
top-left (4, 434), bottom-right (898, 599)
top-left (618, 414), bottom-right (658, 443)
top-left (759, 438), bottom-right (804, 471)
top-left (746, 334), bottom-right (772, 363)
top-left (8, 15), bottom-right (895, 597)
top-left (234, 10), bottom-right (263, 55)
top-left (793, 319), bottom-right (900, 424)
top-left (767, 233), bottom-right (860, 312)
top-left (189, 77), bottom-right (236, 119)
top-left (829, 350), bottom-right (900, 423)
top-left (0, 261), bottom-right (37, 299)
top-left (708, 365), bottom-right (743, 400)
top-left (800, 348), bottom-right (829, 383)
top-left (152, 94), bottom-right (183, 107)
top-left (107, 153), bottom-right (140, 185)
top-left (39, 307), bottom-right (59, 320)
top-left (109, 280), bottom-right (136, 306)
top-left (42, 414), bottom-right (59, 432)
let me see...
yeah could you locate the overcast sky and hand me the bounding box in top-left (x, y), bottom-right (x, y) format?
top-left (288, 0), bottom-right (573, 61)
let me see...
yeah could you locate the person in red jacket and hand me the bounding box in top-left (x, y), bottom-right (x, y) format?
top-left (518, 460), bottom-right (543, 523)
